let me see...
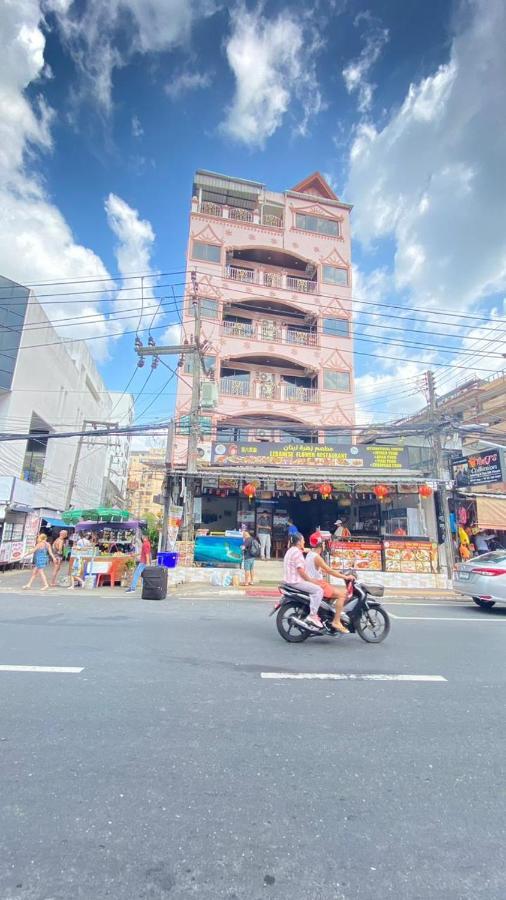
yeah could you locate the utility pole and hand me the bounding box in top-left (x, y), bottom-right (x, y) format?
top-left (65, 419), bottom-right (118, 510)
top-left (427, 371), bottom-right (454, 580)
top-left (182, 271), bottom-right (202, 541)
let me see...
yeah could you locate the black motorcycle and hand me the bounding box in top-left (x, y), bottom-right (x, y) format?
top-left (271, 576), bottom-right (390, 644)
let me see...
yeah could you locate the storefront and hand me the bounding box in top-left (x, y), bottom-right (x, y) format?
top-left (184, 439), bottom-right (446, 584)
top-left (0, 477), bottom-right (37, 568)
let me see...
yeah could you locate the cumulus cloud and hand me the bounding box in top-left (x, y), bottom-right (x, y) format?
top-left (48, 0), bottom-right (220, 112)
top-left (346, 0), bottom-right (506, 314)
top-left (342, 12), bottom-right (389, 113)
top-left (221, 6), bottom-right (323, 147)
top-left (165, 70), bottom-right (212, 100)
top-left (131, 114), bottom-right (143, 137)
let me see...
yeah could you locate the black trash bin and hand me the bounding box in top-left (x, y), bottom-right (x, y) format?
top-left (141, 565), bottom-right (168, 600)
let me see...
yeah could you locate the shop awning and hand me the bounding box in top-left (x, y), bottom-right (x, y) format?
top-left (476, 496), bottom-right (506, 530)
top-left (42, 517), bottom-right (66, 528)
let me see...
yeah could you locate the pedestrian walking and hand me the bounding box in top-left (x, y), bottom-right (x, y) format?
top-left (50, 530), bottom-right (68, 586)
top-left (22, 534), bottom-right (56, 591)
top-left (125, 533), bottom-right (152, 593)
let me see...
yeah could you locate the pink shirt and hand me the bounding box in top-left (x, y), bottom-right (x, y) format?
top-left (283, 546), bottom-right (305, 583)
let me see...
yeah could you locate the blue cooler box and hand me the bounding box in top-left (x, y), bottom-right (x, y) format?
top-left (157, 551), bottom-right (179, 568)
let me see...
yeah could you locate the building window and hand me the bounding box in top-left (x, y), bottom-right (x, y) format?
top-left (184, 354), bottom-right (216, 375)
top-left (322, 317), bottom-right (350, 338)
top-left (322, 264), bottom-right (348, 286)
top-left (296, 213), bottom-right (339, 237)
top-left (22, 417), bottom-right (50, 483)
top-left (192, 241), bottom-right (221, 263)
top-left (323, 370), bottom-right (351, 392)
top-left (325, 430), bottom-right (353, 446)
top-left (216, 425), bottom-right (249, 443)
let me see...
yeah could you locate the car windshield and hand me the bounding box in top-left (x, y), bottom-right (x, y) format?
top-left (472, 550), bottom-right (506, 564)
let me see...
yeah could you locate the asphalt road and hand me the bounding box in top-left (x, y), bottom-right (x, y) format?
top-left (0, 593), bottom-right (505, 900)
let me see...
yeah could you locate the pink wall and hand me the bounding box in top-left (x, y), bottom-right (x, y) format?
top-left (172, 175), bottom-right (354, 469)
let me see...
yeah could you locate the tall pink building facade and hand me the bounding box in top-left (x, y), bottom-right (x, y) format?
top-left (171, 170), bottom-right (354, 468)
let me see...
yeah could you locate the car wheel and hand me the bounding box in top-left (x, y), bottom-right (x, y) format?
top-left (472, 597), bottom-right (496, 609)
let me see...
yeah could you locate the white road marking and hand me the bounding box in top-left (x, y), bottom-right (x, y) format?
top-left (389, 613), bottom-right (506, 622)
top-left (261, 672), bottom-right (447, 682)
top-left (0, 665), bottom-right (84, 673)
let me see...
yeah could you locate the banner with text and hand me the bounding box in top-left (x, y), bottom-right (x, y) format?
top-left (210, 443), bottom-right (410, 470)
top-left (451, 449), bottom-right (503, 486)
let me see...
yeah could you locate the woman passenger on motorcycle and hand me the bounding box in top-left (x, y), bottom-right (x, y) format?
top-left (283, 532), bottom-right (325, 629)
top-left (305, 532), bottom-right (350, 634)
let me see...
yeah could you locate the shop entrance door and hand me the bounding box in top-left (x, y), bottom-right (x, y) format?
top-left (286, 498), bottom-right (341, 542)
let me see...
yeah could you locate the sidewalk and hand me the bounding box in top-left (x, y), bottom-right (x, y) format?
top-left (0, 566), bottom-right (460, 602)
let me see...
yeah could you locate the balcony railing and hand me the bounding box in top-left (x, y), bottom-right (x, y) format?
top-left (223, 318), bottom-right (318, 347)
top-left (198, 201), bottom-right (283, 228)
top-left (285, 329), bottom-right (317, 347)
top-left (220, 379), bottom-right (320, 404)
top-left (220, 378), bottom-right (251, 397)
top-left (281, 384), bottom-right (320, 404)
top-left (225, 265), bottom-right (317, 293)
top-left (286, 275), bottom-right (317, 294)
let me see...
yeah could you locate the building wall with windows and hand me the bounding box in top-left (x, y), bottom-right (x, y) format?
top-left (126, 448), bottom-right (164, 520)
top-left (171, 170), bottom-right (355, 468)
top-left (0, 277), bottom-right (114, 510)
top-left (102, 393), bottom-right (135, 507)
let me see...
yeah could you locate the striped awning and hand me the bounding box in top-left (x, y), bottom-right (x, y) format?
top-left (476, 496), bottom-right (506, 530)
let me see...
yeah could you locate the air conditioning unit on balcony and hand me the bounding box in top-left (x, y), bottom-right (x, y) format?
top-left (254, 429), bottom-right (270, 442)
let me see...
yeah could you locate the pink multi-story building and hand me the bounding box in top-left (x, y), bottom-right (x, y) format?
top-left (172, 169), bottom-right (354, 472)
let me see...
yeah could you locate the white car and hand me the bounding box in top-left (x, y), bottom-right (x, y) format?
top-left (453, 550), bottom-right (506, 608)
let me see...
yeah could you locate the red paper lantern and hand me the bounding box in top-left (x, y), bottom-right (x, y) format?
top-left (243, 483), bottom-right (256, 503)
top-left (418, 484), bottom-right (433, 499)
top-left (373, 484), bottom-right (389, 501)
top-left (318, 482), bottom-right (332, 499)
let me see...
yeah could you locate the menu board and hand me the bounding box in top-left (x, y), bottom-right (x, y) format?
top-left (211, 442), bottom-right (410, 469)
top-left (383, 540), bottom-right (438, 573)
top-left (330, 540), bottom-right (382, 571)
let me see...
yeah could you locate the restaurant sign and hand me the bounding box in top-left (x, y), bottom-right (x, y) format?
top-left (211, 442), bottom-right (410, 470)
top-left (451, 449), bottom-right (503, 486)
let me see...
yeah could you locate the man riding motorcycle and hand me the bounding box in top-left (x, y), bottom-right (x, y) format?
top-left (283, 532), bottom-right (351, 632)
top-left (305, 531), bottom-right (351, 633)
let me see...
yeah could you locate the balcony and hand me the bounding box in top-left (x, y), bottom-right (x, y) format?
top-left (198, 200), bottom-right (283, 228)
top-left (219, 378), bottom-right (320, 405)
top-left (225, 265), bottom-right (316, 294)
top-left (223, 318), bottom-right (317, 347)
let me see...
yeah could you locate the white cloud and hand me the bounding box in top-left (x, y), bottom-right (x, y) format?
top-left (342, 12), bottom-right (388, 114)
top-left (346, 0), bottom-right (506, 314)
top-left (221, 6), bottom-right (323, 147)
top-left (131, 114), bottom-right (143, 137)
top-left (165, 70), bottom-right (212, 100)
top-left (48, 0), bottom-right (220, 112)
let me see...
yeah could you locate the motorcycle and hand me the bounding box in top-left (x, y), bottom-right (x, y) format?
top-left (270, 573), bottom-right (391, 644)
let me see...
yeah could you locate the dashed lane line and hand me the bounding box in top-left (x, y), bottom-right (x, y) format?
top-left (0, 665), bottom-right (84, 673)
top-left (261, 672), bottom-right (447, 682)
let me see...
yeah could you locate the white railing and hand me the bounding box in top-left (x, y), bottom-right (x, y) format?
top-left (263, 214), bottom-right (283, 228)
top-left (262, 271), bottom-right (282, 288)
top-left (220, 378), bottom-right (251, 397)
top-left (226, 265), bottom-right (255, 283)
top-left (201, 201), bottom-right (224, 217)
top-left (286, 276), bottom-right (317, 294)
top-left (229, 207), bottom-right (254, 222)
top-left (281, 384), bottom-right (319, 404)
top-left (223, 320), bottom-right (255, 338)
top-left (285, 329), bottom-right (317, 347)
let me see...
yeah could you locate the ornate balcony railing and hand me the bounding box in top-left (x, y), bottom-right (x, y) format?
top-left (286, 276), bottom-right (317, 294)
top-left (229, 207), bottom-right (254, 222)
top-left (223, 320), bottom-right (255, 338)
top-left (201, 201), bottom-right (224, 217)
top-left (220, 378), bottom-right (251, 397)
top-left (225, 266), bottom-right (317, 293)
top-left (285, 329), bottom-right (317, 347)
top-left (262, 213), bottom-right (283, 228)
top-left (281, 384), bottom-right (320, 404)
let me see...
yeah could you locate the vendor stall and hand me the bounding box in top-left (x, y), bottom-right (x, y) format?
top-left (69, 519), bottom-right (144, 588)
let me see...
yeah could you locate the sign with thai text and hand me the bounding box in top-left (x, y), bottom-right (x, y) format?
top-left (210, 442), bottom-right (410, 470)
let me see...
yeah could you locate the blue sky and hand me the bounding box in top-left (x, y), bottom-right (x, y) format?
top-left (1, 0), bottom-right (505, 429)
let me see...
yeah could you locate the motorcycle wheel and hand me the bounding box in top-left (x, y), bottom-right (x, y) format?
top-left (356, 606), bottom-right (390, 643)
top-left (276, 602), bottom-right (310, 643)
